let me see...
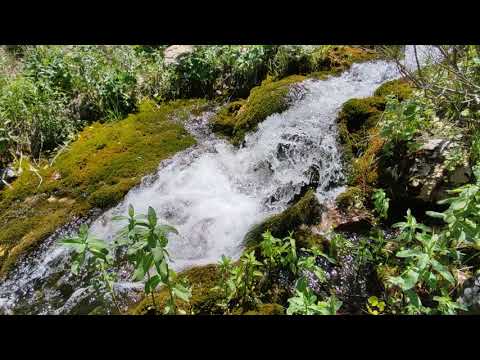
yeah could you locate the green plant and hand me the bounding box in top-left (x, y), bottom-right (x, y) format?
top-left (211, 255), bottom-right (236, 312)
top-left (366, 296), bottom-right (385, 315)
top-left (113, 205), bottom-right (191, 314)
top-left (387, 212), bottom-right (460, 314)
top-left (372, 188), bottom-right (389, 219)
top-left (59, 224), bottom-right (121, 313)
top-left (232, 250), bottom-right (264, 310)
top-left (380, 94), bottom-right (434, 155)
top-left (286, 278), bottom-right (342, 315)
top-left (393, 209), bottom-right (431, 245)
top-left (427, 165), bottom-right (480, 249)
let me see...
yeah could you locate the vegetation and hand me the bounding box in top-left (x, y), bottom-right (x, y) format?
top-left (2, 45), bottom-right (480, 316)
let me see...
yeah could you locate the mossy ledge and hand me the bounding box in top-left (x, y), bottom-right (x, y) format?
top-left (211, 75), bottom-right (306, 145)
top-left (0, 99), bottom-right (205, 277)
top-left (243, 189), bottom-right (323, 248)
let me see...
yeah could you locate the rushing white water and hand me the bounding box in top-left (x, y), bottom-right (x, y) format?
top-left (0, 46), bottom-right (440, 314)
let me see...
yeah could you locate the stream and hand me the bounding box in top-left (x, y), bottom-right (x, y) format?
top-left (0, 46), bottom-right (439, 314)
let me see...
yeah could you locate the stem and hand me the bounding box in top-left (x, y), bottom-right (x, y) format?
top-left (165, 265), bottom-right (177, 315)
top-left (146, 270), bottom-right (158, 313)
top-left (101, 263), bottom-right (122, 314)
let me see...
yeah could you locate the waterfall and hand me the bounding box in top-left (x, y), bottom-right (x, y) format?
top-left (0, 46), bottom-right (438, 314)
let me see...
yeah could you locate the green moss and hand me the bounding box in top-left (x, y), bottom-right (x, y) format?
top-left (293, 227), bottom-right (326, 250)
top-left (243, 303), bottom-right (285, 315)
top-left (336, 186), bottom-right (365, 211)
top-left (374, 79), bottom-right (413, 101)
top-left (311, 46), bottom-right (378, 75)
top-left (0, 99), bottom-right (203, 277)
top-left (335, 79), bottom-right (414, 209)
top-left (244, 189), bottom-right (323, 247)
top-left (211, 75), bottom-right (306, 145)
top-left (129, 264), bottom-right (224, 315)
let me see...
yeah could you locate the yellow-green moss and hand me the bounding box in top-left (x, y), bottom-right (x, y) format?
top-left (211, 75), bottom-right (305, 145)
top-left (0, 99), bottom-right (204, 277)
top-left (309, 46), bottom-right (378, 78)
top-left (129, 264), bottom-right (224, 315)
top-left (373, 79), bottom-right (413, 101)
top-left (292, 227), bottom-right (326, 250)
top-left (244, 189), bottom-right (322, 248)
top-left (243, 303), bottom-right (285, 315)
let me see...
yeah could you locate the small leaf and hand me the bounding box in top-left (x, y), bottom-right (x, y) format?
top-left (147, 206), bottom-right (157, 227)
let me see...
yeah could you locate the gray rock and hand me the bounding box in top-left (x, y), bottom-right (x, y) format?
top-left (164, 45), bottom-right (195, 66)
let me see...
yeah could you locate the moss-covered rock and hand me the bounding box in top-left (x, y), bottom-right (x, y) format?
top-left (335, 79), bottom-right (414, 212)
top-left (373, 79), bottom-right (413, 101)
top-left (129, 264), bottom-right (225, 315)
top-left (335, 186), bottom-right (365, 211)
top-left (0, 99), bottom-right (204, 277)
top-left (309, 46), bottom-right (378, 77)
top-left (211, 75), bottom-right (306, 145)
top-left (244, 189), bottom-right (324, 247)
top-left (292, 226), bottom-right (326, 250)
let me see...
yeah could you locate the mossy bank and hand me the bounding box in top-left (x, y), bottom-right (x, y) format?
top-left (0, 99), bottom-right (206, 277)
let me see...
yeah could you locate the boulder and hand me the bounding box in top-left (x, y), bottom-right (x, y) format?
top-left (164, 45), bottom-right (196, 66)
top-left (380, 137), bottom-right (472, 213)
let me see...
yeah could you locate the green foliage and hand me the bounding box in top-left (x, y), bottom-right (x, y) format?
top-left (380, 94), bottom-right (434, 155)
top-left (286, 278), bottom-right (342, 315)
top-left (60, 224), bottom-right (121, 313)
top-left (366, 296), bottom-right (385, 315)
top-left (372, 188), bottom-right (390, 219)
top-left (427, 166), bottom-right (480, 249)
top-left (0, 75), bottom-right (74, 158)
top-left (60, 205), bottom-right (192, 315)
top-left (113, 205), bottom-right (191, 314)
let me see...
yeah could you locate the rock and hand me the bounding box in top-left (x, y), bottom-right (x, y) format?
top-left (164, 45), bottom-right (195, 66)
top-left (379, 137), bottom-right (472, 212)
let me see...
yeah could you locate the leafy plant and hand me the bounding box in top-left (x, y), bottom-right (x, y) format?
top-left (372, 188), bottom-right (390, 220)
top-left (286, 278), bottom-right (342, 315)
top-left (380, 94), bottom-right (434, 155)
top-left (113, 205), bottom-right (191, 314)
top-left (211, 255), bottom-right (236, 312)
top-left (59, 224), bottom-right (121, 313)
top-left (366, 296), bottom-right (385, 315)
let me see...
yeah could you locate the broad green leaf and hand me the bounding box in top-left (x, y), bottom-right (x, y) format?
top-left (405, 289), bottom-right (422, 308)
top-left (173, 284), bottom-right (191, 302)
top-left (426, 211), bottom-right (445, 220)
top-left (396, 249), bottom-right (423, 258)
top-left (401, 269), bottom-right (419, 290)
top-left (147, 206), bottom-right (157, 227)
top-left (431, 260), bottom-right (455, 285)
top-left (145, 275), bottom-right (161, 293)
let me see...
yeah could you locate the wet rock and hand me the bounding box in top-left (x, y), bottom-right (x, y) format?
top-left (458, 275), bottom-right (480, 314)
